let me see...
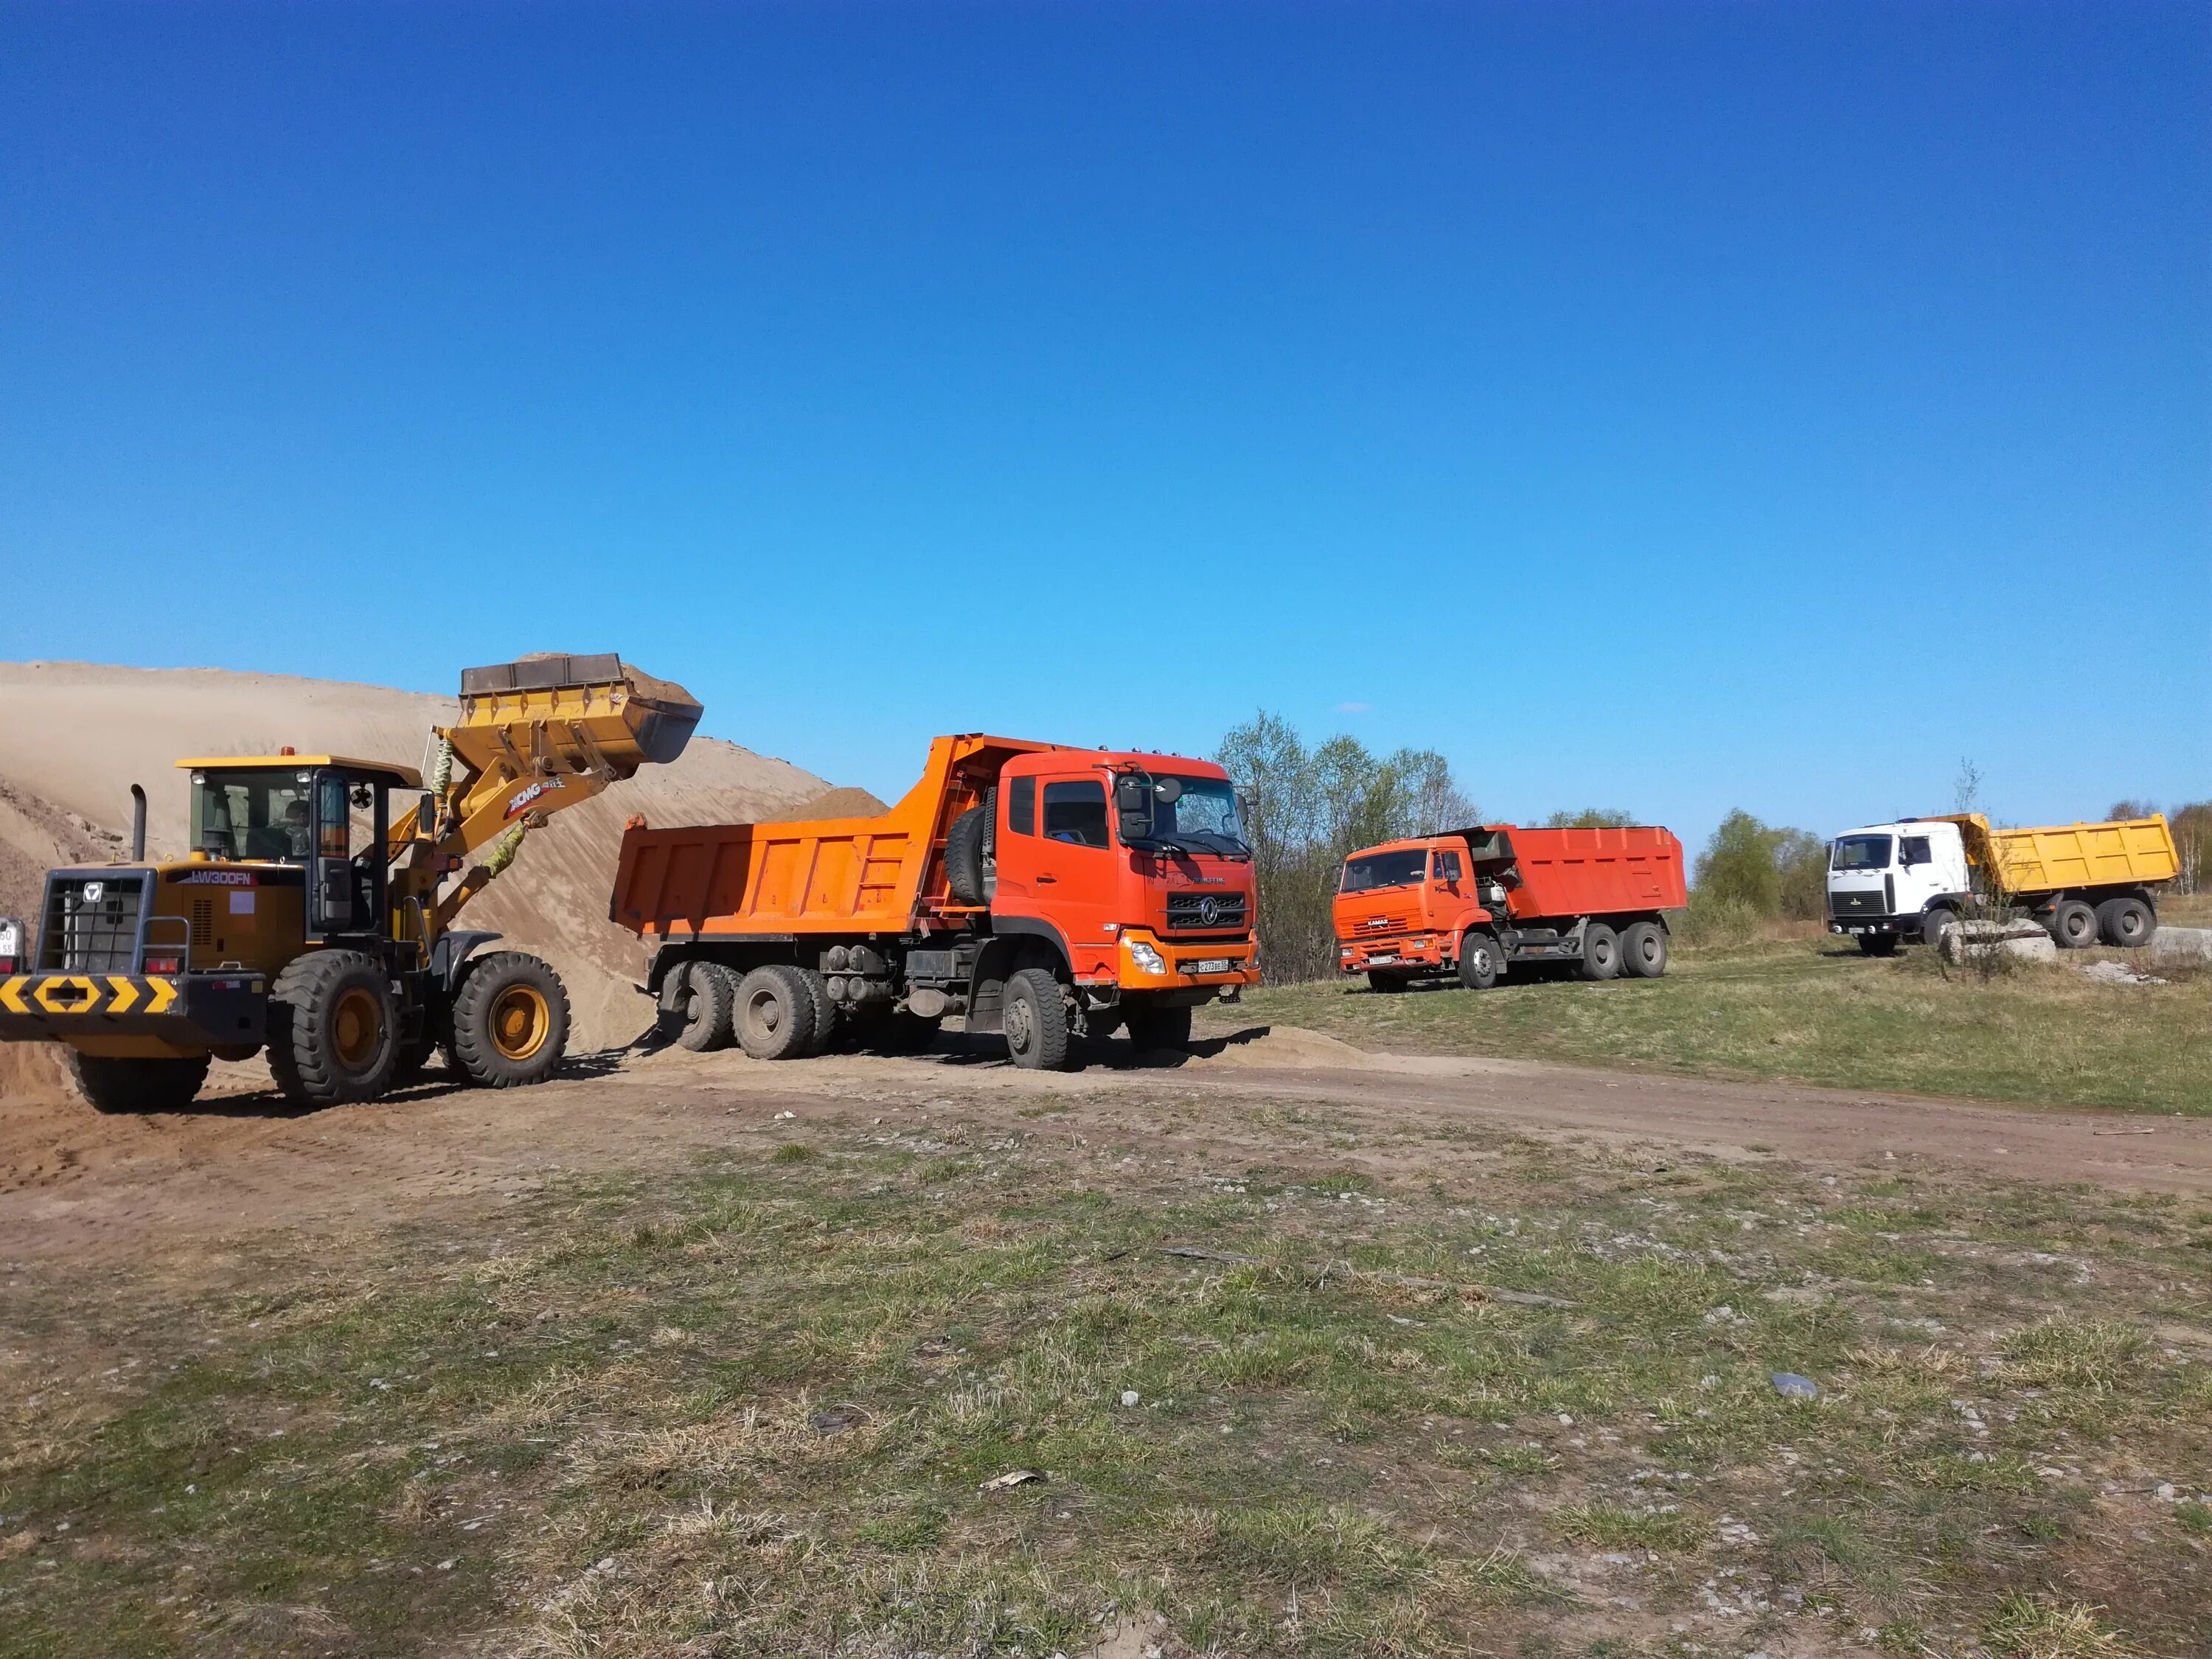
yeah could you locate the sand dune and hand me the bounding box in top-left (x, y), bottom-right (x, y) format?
top-left (0, 661), bottom-right (880, 1095)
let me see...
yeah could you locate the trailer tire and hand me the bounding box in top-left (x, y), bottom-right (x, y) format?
top-left (1124, 1001), bottom-right (1193, 1053)
top-left (1857, 933), bottom-right (1899, 956)
top-left (268, 948), bottom-right (400, 1105)
top-left (2048, 899), bottom-right (2098, 950)
top-left (1003, 967), bottom-right (1072, 1071)
top-left (1579, 922), bottom-right (1621, 981)
top-left (945, 791), bottom-right (996, 906)
top-left (1457, 931), bottom-right (1501, 990)
top-left (1921, 908), bottom-right (1957, 950)
top-left (796, 969), bottom-right (837, 1057)
top-left (451, 952), bottom-right (571, 1089)
top-left (2096, 894), bottom-right (2154, 949)
top-left (66, 1051), bottom-right (209, 1113)
top-left (735, 964), bottom-right (817, 1060)
top-left (1620, 919), bottom-right (1669, 978)
top-left (1367, 971), bottom-right (1411, 993)
top-left (675, 961), bottom-right (738, 1052)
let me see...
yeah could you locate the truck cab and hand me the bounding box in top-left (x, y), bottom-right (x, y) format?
top-left (1824, 820), bottom-right (1973, 954)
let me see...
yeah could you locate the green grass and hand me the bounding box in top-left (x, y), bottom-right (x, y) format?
top-left (1, 1104), bottom-right (2208, 1656)
top-left (1227, 934), bottom-right (2212, 1114)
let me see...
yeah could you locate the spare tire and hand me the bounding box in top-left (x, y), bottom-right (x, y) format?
top-left (945, 790), bottom-right (996, 905)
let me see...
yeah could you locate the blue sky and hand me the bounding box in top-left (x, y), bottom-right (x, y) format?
top-left (3, 1), bottom-right (2205, 849)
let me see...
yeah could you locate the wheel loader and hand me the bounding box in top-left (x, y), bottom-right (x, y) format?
top-left (0, 655), bottom-right (700, 1112)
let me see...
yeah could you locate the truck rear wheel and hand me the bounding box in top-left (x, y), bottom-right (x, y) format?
top-left (66, 1051), bottom-right (209, 1113)
top-left (1457, 932), bottom-right (1500, 990)
top-left (674, 962), bottom-right (737, 1052)
top-left (735, 964), bottom-right (817, 1060)
top-left (2048, 899), bottom-right (2098, 950)
top-left (1124, 1002), bottom-right (1192, 1053)
top-left (796, 969), bottom-right (838, 1057)
top-left (2096, 894), bottom-right (2154, 948)
top-left (452, 952), bottom-right (571, 1088)
top-left (1003, 967), bottom-right (1073, 1071)
top-left (1579, 923), bottom-right (1621, 981)
top-left (268, 948), bottom-right (400, 1105)
top-left (1619, 919), bottom-right (1668, 978)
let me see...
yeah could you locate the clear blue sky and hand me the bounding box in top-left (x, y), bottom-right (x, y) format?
top-left (4, 1), bottom-right (2205, 849)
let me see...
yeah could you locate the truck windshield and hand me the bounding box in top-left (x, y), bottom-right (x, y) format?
top-left (1831, 835), bottom-right (1893, 872)
top-left (1340, 849), bottom-right (1427, 892)
top-left (190, 768), bottom-right (314, 862)
top-left (1150, 776), bottom-right (1249, 856)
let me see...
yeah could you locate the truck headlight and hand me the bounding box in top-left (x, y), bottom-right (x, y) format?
top-left (1127, 939), bottom-right (1166, 975)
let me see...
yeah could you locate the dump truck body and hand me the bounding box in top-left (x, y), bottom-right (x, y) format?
top-left (611, 735), bottom-right (1260, 1070)
top-left (1826, 813), bottom-right (2174, 953)
top-left (1335, 824), bottom-right (1686, 988)
top-left (0, 655), bottom-right (700, 1109)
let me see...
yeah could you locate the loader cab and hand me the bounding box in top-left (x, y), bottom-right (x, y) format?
top-left (181, 755), bottom-right (420, 942)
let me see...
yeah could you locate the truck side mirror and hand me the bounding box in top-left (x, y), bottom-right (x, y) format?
top-left (1114, 774), bottom-right (1154, 843)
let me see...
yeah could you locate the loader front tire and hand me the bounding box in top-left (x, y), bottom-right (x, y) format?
top-left (451, 952), bottom-right (571, 1089)
top-left (268, 949), bottom-right (400, 1105)
top-left (735, 964), bottom-right (817, 1060)
top-left (67, 1051), bottom-right (209, 1113)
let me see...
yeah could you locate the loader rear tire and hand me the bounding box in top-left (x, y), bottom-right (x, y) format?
top-left (268, 949), bottom-right (400, 1105)
top-left (735, 964), bottom-right (817, 1060)
top-left (1579, 922), bottom-right (1621, 981)
top-left (451, 952), bottom-right (570, 1089)
top-left (1004, 967), bottom-right (1073, 1071)
top-left (1620, 919), bottom-right (1668, 978)
top-left (67, 1051), bottom-right (209, 1113)
top-left (675, 961), bottom-right (737, 1052)
top-left (945, 791), bottom-right (995, 906)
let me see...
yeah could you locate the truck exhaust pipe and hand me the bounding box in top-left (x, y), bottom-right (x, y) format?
top-left (130, 784), bottom-right (147, 861)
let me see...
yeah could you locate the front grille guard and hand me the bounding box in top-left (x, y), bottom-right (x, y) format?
top-left (36, 872), bottom-right (161, 974)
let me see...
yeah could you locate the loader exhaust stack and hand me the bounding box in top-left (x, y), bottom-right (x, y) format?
top-left (130, 784), bottom-right (147, 861)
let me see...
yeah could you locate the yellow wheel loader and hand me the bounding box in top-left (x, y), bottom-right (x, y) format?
top-left (0, 655), bottom-right (700, 1112)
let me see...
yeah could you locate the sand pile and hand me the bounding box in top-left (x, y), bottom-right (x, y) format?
top-left (0, 661), bottom-right (881, 1096)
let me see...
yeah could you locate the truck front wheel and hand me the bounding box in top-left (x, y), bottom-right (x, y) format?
top-left (1124, 1001), bottom-right (1192, 1053)
top-left (1921, 908), bottom-right (1958, 950)
top-left (66, 1051), bottom-right (209, 1113)
top-left (1003, 967), bottom-right (1073, 1071)
top-left (1579, 923), bottom-right (1621, 981)
top-left (1457, 932), bottom-right (1500, 990)
top-left (451, 952), bottom-right (571, 1088)
top-left (2096, 895), bottom-right (2154, 948)
top-left (2048, 900), bottom-right (2098, 950)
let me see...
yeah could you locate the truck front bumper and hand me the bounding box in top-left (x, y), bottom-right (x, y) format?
top-left (0, 971), bottom-right (267, 1050)
top-left (1115, 930), bottom-right (1261, 995)
top-left (1340, 933), bottom-right (1449, 973)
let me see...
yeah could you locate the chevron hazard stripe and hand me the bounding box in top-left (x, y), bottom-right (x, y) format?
top-left (0, 974), bottom-right (184, 1018)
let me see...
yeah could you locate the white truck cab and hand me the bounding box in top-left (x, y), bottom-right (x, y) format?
top-left (1826, 820), bottom-right (1973, 956)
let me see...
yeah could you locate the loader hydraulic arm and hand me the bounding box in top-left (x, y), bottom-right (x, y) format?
top-left (385, 655), bottom-right (701, 945)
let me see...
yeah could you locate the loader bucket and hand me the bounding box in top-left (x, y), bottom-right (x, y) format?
top-left (453, 654), bottom-right (703, 779)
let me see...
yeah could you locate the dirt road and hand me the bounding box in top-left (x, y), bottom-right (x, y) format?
top-left (4, 1020), bottom-right (2208, 1266)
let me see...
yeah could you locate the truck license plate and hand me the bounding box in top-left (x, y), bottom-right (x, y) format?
top-left (1187, 957), bottom-right (1232, 975)
top-left (1366, 954), bottom-right (1399, 965)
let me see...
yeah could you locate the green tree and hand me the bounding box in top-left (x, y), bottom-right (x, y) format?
top-left (1694, 810), bottom-right (1785, 916)
top-left (1543, 807), bottom-right (1635, 829)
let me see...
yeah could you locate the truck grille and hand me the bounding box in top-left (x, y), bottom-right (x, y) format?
top-left (38, 874), bottom-right (146, 973)
top-left (1165, 891), bottom-right (1248, 931)
top-left (1829, 888), bottom-right (1886, 919)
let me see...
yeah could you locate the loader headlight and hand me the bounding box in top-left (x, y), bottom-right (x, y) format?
top-left (1127, 939), bottom-right (1166, 975)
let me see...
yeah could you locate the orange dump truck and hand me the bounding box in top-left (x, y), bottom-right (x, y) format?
top-left (1335, 824), bottom-right (1686, 991)
top-left (608, 734), bottom-right (1260, 1070)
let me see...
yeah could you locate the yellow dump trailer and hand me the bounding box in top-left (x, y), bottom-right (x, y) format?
top-left (1936, 813), bottom-right (2180, 897)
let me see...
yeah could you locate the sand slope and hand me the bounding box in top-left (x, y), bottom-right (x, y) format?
top-left (0, 661), bottom-right (879, 1093)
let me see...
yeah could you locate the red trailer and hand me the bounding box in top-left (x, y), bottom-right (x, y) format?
top-left (1334, 824), bottom-right (1686, 991)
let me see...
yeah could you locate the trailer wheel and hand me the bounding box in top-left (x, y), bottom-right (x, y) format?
top-left (945, 791), bottom-right (996, 906)
top-left (2096, 894), bottom-right (2154, 948)
top-left (2048, 899), bottom-right (2098, 950)
top-left (66, 1051), bottom-right (209, 1113)
top-left (1620, 919), bottom-right (1669, 978)
top-left (1579, 923), bottom-right (1621, 981)
top-left (268, 948), bottom-right (400, 1105)
top-left (735, 964), bottom-right (817, 1060)
top-left (1003, 967), bottom-right (1073, 1071)
top-left (1124, 1001), bottom-right (1193, 1053)
top-left (451, 952), bottom-right (571, 1088)
top-left (675, 961), bottom-right (738, 1052)
top-left (1457, 932), bottom-right (1500, 990)
top-left (1367, 970), bottom-right (1411, 993)
top-left (796, 969), bottom-right (838, 1057)
top-left (1857, 933), bottom-right (1899, 956)
top-left (1921, 908), bottom-right (1957, 950)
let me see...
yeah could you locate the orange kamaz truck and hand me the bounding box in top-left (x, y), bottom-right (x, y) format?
top-left (1335, 824), bottom-right (1686, 991)
top-left (608, 734), bottom-right (1259, 1070)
